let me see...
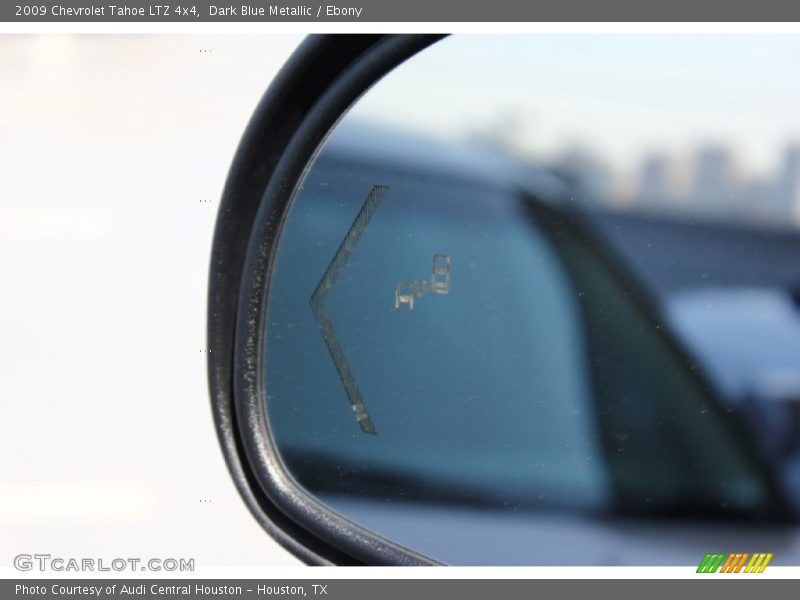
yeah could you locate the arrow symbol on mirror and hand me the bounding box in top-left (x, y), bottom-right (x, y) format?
top-left (309, 185), bottom-right (389, 435)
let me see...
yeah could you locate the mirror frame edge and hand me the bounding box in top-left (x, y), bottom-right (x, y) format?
top-left (207, 33), bottom-right (445, 566)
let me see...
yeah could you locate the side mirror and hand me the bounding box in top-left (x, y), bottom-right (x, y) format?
top-left (208, 34), bottom-right (800, 565)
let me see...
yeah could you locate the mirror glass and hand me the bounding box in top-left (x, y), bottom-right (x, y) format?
top-left (263, 35), bottom-right (800, 565)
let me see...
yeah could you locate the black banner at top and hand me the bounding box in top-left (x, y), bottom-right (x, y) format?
top-left (4, 0), bottom-right (800, 22)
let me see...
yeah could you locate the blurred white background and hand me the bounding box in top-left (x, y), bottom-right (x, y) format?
top-left (0, 34), bottom-right (305, 568)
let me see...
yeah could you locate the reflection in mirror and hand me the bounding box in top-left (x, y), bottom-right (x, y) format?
top-left (264, 35), bottom-right (800, 565)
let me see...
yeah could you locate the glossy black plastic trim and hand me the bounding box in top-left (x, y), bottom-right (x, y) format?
top-left (208, 34), bottom-right (444, 565)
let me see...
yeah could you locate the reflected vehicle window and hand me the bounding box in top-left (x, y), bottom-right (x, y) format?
top-left (267, 124), bottom-right (610, 513)
top-left (262, 35), bottom-right (800, 565)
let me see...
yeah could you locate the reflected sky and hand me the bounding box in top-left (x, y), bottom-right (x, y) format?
top-left (351, 35), bottom-right (800, 174)
top-left (349, 35), bottom-right (800, 220)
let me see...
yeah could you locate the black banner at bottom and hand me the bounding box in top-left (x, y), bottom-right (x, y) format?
top-left (4, 579), bottom-right (798, 600)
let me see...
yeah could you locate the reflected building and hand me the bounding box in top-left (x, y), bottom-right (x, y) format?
top-left (550, 146), bottom-right (612, 205)
top-left (776, 145), bottom-right (800, 225)
top-left (638, 154), bottom-right (669, 200)
top-left (690, 145), bottom-right (739, 217)
top-left (636, 153), bottom-right (677, 211)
